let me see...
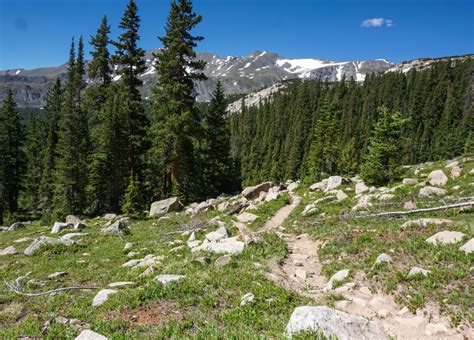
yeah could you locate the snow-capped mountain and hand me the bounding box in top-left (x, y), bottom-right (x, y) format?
top-left (0, 50), bottom-right (394, 107)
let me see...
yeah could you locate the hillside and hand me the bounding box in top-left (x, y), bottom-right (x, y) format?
top-left (1, 156), bottom-right (473, 338)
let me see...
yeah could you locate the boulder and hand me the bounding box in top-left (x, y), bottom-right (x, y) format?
top-left (154, 274), bottom-right (186, 285)
top-left (426, 230), bottom-right (465, 245)
top-left (401, 218), bottom-right (454, 229)
top-left (103, 213), bottom-right (117, 220)
top-left (124, 242), bottom-right (133, 251)
top-left (336, 190), bottom-right (348, 202)
top-left (8, 222), bottom-right (25, 231)
top-left (265, 190), bottom-right (280, 202)
top-left (309, 179), bottom-right (328, 191)
top-left (375, 253), bottom-right (392, 265)
top-left (0, 246), bottom-right (19, 256)
top-left (149, 197), bottom-right (183, 217)
top-left (92, 289), bottom-right (117, 307)
top-left (65, 215), bottom-right (81, 224)
top-left (355, 182), bottom-right (369, 195)
top-left (241, 181), bottom-right (273, 200)
top-left (427, 170), bottom-right (448, 186)
top-left (327, 269), bottom-right (349, 289)
top-left (215, 255), bottom-right (232, 266)
top-left (51, 222), bottom-right (74, 234)
top-left (325, 176), bottom-right (350, 192)
top-left (237, 212), bottom-right (258, 223)
top-left (286, 306), bottom-right (388, 339)
top-left (24, 236), bottom-right (74, 256)
top-left (234, 222), bottom-right (261, 245)
top-left (75, 330), bottom-right (108, 340)
top-left (402, 178), bottom-right (418, 186)
top-left (459, 238), bottom-right (474, 254)
top-left (408, 267), bottom-right (430, 277)
top-left (377, 193), bottom-right (395, 201)
top-left (352, 194), bottom-right (375, 211)
top-left (287, 182), bottom-right (299, 192)
top-left (205, 226), bottom-right (229, 242)
top-left (102, 219), bottom-right (129, 236)
top-left (419, 186), bottom-right (447, 197)
top-left (61, 233), bottom-right (87, 241)
top-left (193, 237), bottom-right (245, 254)
top-left (403, 200), bottom-right (416, 210)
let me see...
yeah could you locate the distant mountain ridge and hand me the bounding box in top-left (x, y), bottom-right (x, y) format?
top-left (0, 51), bottom-right (471, 108)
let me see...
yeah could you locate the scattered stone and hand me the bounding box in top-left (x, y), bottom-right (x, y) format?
top-left (336, 190), bottom-right (348, 201)
top-left (419, 186), bottom-right (447, 197)
top-left (92, 289), bottom-right (117, 307)
top-left (8, 222), bottom-right (25, 231)
top-left (402, 178), bottom-right (418, 186)
top-left (240, 293), bottom-right (255, 306)
top-left (127, 251), bottom-right (140, 258)
top-left (102, 219), bottom-right (129, 236)
top-left (154, 274), bottom-right (186, 285)
top-left (193, 237), bottom-right (245, 254)
top-left (264, 190), bottom-right (280, 202)
top-left (327, 269), bottom-right (349, 289)
top-left (138, 266), bottom-right (156, 277)
top-left (237, 212), bottom-right (258, 223)
top-left (325, 176), bottom-right (350, 192)
top-left (108, 281), bottom-right (135, 288)
top-left (401, 218), bottom-right (454, 229)
top-left (65, 215), bottom-right (82, 224)
top-left (459, 238), bottom-right (474, 254)
top-left (403, 200), bottom-right (417, 210)
top-left (355, 182), bottom-right (369, 195)
top-left (242, 181), bottom-right (273, 199)
top-left (450, 165), bottom-right (463, 178)
top-left (234, 222), bottom-right (261, 245)
top-left (48, 271), bottom-right (67, 279)
top-left (205, 226), bottom-right (229, 242)
top-left (187, 231), bottom-right (196, 242)
top-left (149, 197), bottom-right (183, 217)
top-left (375, 253), bottom-right (392, 265)
top-left (427, 170), bottom-right (448, 186)
top-left (285, 306), bottom-right (387, 339)
top-left (309, 179), bottom-right (328, 191)
top-left (352, 194), bottom-right (375, 211)
top-left (61, 233), bottom-right (87, 241)
top-left (75, 329), bottom-right (108, 340)
top-left (103, 213), bottom-right (117, 220)
top-left (302, 203), bottom-right (317, 216)
top-left (426, 230), bottom-right (465, 245)
top-left (24, 236), bottom-right (74, 256)
top-left (124, 242), bottom-right (133, 251)
top-left (51, 222), bottom-right (74, 234)
top-left (215, 255), bottom-right (232, 266)
top-left (169, 245), bottom-right (184, 252)
top-left (187, 240), bottom-right (202, 248)
top-left (408, 266), bottom-right (430, 277)
top-left (13, 237), bottom-right (32, 243)
top-left (287, 182), bottom-right (299, 192)
top-left (0, 246), bottom-right (18, 256)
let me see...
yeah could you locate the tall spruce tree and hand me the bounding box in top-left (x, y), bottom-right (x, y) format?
top-left (53, 37), bottom-right (89, 216)
top-left (200, 81), bottom-right (235, 196)
top-left (112, 0), bottom-right (148, 212)
top-left (0, 89), bottom-right (25, 223)
top-left (360, 106), bottom-right (406, 186)
top-left (149, 0), bottom-right (206, 201)
top-left (39, 78), bottom-right (63, 211)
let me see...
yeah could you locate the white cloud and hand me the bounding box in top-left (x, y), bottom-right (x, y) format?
top-left (361, 18), bottom-right (394, 28)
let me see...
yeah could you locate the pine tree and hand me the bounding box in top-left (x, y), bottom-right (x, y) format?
top-left (149, 0), bottom-right (206, 201)
top-left (112, 0), bottom-right (149, 212)
top-left (20, 114), bottom-right (44, 213)
top-left (53, 37), bottom-right (89, 216)
top-left (360, 106), bottom-right (406, 186)
top-left (0, 89), bottom-right (26, 223)
top-left (122, 173), bottom-right (143, 215)
top-left (199, 81), bottom-right (235, 196)
top-left (39, 78), bottom-right (63, 211)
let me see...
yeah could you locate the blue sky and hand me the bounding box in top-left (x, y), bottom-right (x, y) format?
top-left (0, 0), bottom-right (472, 70)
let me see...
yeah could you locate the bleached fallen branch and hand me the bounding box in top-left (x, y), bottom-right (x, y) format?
top-left (351, 201), bottom-right (474, 219)
top-left (4, 276), bottom-right (99, 297)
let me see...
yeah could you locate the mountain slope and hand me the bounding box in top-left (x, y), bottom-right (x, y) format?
top-left (1, 50), bottom-right (392, 107)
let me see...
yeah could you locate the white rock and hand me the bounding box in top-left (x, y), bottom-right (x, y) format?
top-left (51, 222), bottom-right (74, 234)
top-left (48, 271), bottom-right (67, 279)
top-left (285, 306), bottom-right (387, 339)
top-left (75, 329), bottom-right (108, 340)
top-left (0, 246), bottom-right (19, 256)
top-left (241, 181), bottom-right (273, 199)
top-left (240, 293), bottom-right (255, 306)
top-left (205, 226), bottom-right (229, 242)
top-left (402, 178), bottom-right (418, 186)
top-left (124, 242), bottom-right (133, 251)
top-left (419, 186), bottom-right (447, 197)
top-left (24, 236), bottom-right (74, 256)
top-left (193, 237), bottom-right (245, 254)
top-left (92, 289), bottom-right (117, 307)
top-left (265, 191), bottom-right (279, 202)
top-left (459, 238), bottom-right (474, 254)
top-left (61, 233), bottom-right (87, 241)
top-left (377, 193), bottom-right (395, 201)
top-left (237, 212), bottom-right (258, 223)
top-left (149, 197), bottom-right (183, 217)
top-left (325, 176), bottom-right (349, 192)
top-left (355, 182), bottom-right (369, 195)
top-left (375, 253), bottom-right (392, 265)
top-left (336, 190), bottom-right (348, 202)
top-left (302, 203), bottom-right (317, 216)
top-left (403, 201), bottom-right (417, 210)
top-left (426, 230), bottom-right (465, 245)
top-left (154, 274), bottom-right (186, 285)
top-left (427, 170), bottom-right (448, 186)
top-left (187, 240), bottom-right (202, 248)
top-left (327, 269), bottom-right (349, 289)
top-left (287, 182), bottom-right (299, 192)
top-left (401, 218), bottom-right (454, 229)
top-left (107, 281), bottom-right (135, 288)
top-left (187, 231), bottom-right (196, 242)
top-left (103, 213), bottom-right (117, 220)
top-left (309, 179), bottom-right (328, 191)
top-left (408, 267), bottom-right (430, 277)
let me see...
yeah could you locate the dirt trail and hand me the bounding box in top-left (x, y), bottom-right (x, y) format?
top-left (262, 193), bottom-right (471, 340)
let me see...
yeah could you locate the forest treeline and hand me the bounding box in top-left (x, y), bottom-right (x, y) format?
top-left (230, 59), bottom-right (473, 186)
